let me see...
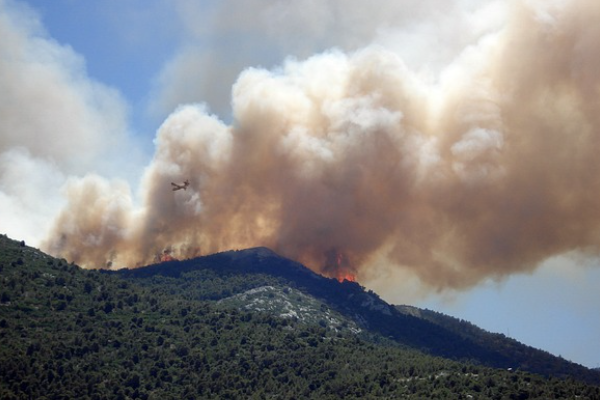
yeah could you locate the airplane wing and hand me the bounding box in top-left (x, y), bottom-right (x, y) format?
top-left (171, 181), bottom-right (189, 191)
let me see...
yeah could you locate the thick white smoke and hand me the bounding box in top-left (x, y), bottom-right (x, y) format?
top-left (0, 0), bottom-right (139, 243)
top-left (4, 0), bottom-right (600, 293)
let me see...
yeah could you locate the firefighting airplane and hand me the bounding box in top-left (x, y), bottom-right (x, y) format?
top-left (171, 180), bottom-right (189, 191)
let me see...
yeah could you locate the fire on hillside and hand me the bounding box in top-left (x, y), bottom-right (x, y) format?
top-left (323, 248), bottom-right (357, 283)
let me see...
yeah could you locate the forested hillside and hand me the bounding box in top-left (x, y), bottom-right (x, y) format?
top-left (1, 234), bottom-right (599, 399)
top-left (117, 247), bottom-right (600, 385)
top-left (395, 305), bottom-right (600, 384)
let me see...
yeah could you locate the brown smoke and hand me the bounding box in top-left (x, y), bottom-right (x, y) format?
top-left (43, 1), bottom-right (600, 290)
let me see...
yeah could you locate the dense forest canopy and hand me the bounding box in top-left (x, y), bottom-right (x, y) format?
top-left (1, 234), bottom-right (599, 399)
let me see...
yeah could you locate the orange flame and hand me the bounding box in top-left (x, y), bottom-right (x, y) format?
top-left (159, 253), bottom-right (176, 262)
top-left (324, 248), bottom-right (357, 283)
top-left (335, 272), bottom-right (356, 283)
top-left (156, 249), bottom-right (178, 263)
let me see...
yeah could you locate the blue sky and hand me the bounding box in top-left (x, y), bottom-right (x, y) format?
top-left (23, 0), bottom-right (183, 148)
top-left (2, 0), bottom-right (599, 369)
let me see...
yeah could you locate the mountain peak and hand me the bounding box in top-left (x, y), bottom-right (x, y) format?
top-left (221, 246), bottom-right (280, 260)
top-left (115, 245), bottom-right (600, 385)
top-left (2, 233), bottom-right (600, 394)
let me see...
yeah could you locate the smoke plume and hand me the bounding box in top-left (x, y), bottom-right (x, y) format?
top-left (0, 0), bottom-right (136, 244)
top-left (32, 1), bottom-right (600, 290)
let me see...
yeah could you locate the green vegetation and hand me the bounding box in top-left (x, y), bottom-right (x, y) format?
top-left (396, 305), bottom-right (600, 384)
top-left (118, 248), bottom-right (600, 384)
top-left (1, 235), bottom-right (599, 399)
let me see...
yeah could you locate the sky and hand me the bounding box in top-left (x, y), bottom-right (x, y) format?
top-left (1, 0), bottom-right (600, 368)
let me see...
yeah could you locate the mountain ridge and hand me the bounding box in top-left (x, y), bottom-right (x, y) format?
top-left (2, 234), bottom-right (600, 398)
top-left (115, 246), bottom-right (600, 384)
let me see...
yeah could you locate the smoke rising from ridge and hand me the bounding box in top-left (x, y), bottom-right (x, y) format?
top-left (22, 0), bottom-right (600, 290)
top-left (0, 0), bottom-right (138, 244)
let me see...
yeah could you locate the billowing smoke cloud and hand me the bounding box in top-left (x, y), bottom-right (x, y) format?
top-left (0, 0), bottom-right (140, 244)
top-left (151, 0), bottom-right (502, 120)
top-left (18, 0), bottom-right (600, 291)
